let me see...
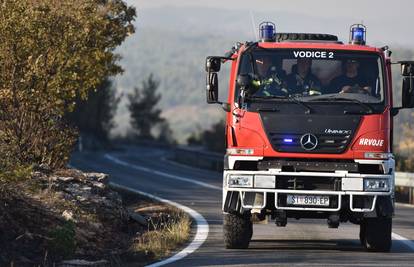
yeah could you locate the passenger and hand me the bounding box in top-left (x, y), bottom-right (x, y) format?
top-left (286, 58), bottom-right (322, 95)
top-left (329, 59), bottom-right (372, 94)
top-left (252, 56), bottom-right (288, 96)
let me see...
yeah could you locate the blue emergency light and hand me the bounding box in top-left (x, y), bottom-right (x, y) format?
top-left (349, 24), bottom-right (366, 45)
top-left (283, 138), bottom-right (293, 143)
top-left (259, 21), bottom-right (276, 42)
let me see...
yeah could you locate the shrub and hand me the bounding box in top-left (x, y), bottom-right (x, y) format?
top-left (48, 221), bottom-right (77, 259)
top-left (0, 0), bottom-right (136, 175)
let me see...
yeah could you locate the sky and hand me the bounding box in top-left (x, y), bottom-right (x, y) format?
top-left (125, 0), bottom-right (414, 47)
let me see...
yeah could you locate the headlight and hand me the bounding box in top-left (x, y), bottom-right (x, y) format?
top-left (363, 178), bottom-right (389, 192)
top-left (364, 152), bottom-right (393, 160)
top-left (226, 148), bottom-right (254, 155)
top-left (228, 175), bottom-right (253, 188)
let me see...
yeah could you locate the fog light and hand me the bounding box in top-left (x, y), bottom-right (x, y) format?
top-left (254, 175), bottom-right (276, 188)
top-left (363, 178), bottom-right (389, 192)
top-left (228, 175), bottom-right (253, 188)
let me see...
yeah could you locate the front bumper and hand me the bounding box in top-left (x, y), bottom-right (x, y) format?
top-left (223, 167), bottom-right (394, 213)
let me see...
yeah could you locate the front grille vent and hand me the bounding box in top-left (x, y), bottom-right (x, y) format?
top-left (269, 132), bottom-right (352, 154)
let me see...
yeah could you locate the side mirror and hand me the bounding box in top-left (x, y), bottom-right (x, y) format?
top-left (206, 72), bottom-right (218, 103)
top-left (205, 56), bottom-right (221, 72)
top-left (400, 61), bottom-right (414, 108)
top-left (402, 77), bottom-right (414, 108)
top-left (401, 61), bottom-right (414, 76)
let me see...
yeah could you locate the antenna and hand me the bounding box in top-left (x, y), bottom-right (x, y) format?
top-left (249, 11), bottom-right (258, 40)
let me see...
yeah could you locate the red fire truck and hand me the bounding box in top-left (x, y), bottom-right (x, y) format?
top-left (205, 22), bottom-right (414, 252)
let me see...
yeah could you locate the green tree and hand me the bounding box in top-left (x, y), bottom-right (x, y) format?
top-left (128, 74), bottom-right (165, 139)
top-left (67, 79), bottom-right (120, 142)
top-left (187, 120), bottom-right (226, 153)
top-left (0, 0), bottom-right (135, 171)
top-left (157, 121), bottom-right (176, 145)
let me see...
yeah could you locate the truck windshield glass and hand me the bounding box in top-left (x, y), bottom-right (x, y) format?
top-left (237, 49), bottom-right (385, 104)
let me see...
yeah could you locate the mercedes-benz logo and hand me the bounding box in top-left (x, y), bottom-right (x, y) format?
top-left (300, 133), bottom-right (318, 151)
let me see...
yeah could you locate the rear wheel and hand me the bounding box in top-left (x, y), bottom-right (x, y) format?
top-left (223, 213), bottom-right (252, 249)
top-left (361, 217), bottom-right (392, 252)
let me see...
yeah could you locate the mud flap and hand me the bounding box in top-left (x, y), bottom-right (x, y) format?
top-left (224, 191), bottom-right (240, 213)
top-left (376, 196), bottom-right (394, 217)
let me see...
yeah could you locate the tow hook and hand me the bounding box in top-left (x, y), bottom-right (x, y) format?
top-left (275, 210), bottom-right (287, 227)
top-left (328, 213), bottom-right (340, 228)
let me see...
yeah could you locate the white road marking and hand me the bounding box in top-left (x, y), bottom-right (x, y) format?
top-left (392, 232), bottom-right (414, 251)
top-left (109, 183), bottom-right (209, 267)
top-left (104, 154), bottom-right (221, 191)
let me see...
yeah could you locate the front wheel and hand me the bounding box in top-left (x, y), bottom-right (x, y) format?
top-left (361, 217), bottom-right (392, 252)
top-left (223, 213), bottom-right (252, 249)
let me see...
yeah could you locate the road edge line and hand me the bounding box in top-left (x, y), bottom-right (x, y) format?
top-left (391, 232), bottom-right (414, 251)
top-left (109, 182), bottom-right (209, 267)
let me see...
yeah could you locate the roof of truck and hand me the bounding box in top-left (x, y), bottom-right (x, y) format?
top-left (257, 41), bottom-right (382, 53)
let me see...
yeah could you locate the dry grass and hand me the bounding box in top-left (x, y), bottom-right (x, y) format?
top-left (132, 208), bottom-right (191, 258)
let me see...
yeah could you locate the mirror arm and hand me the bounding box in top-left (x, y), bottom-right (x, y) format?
top-left (391, 107), bottom-right (403, 116)
top-left (220, 102), bottom-right (231, 112)
top-left (219, 56), bottom-right (235, 62)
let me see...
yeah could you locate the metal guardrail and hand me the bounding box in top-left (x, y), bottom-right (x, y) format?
top-left (395, 172), bottom-right (414, 204)
top-left (171, 147), bottom-right (414, 204)
top-left (172, 146), bottom-right (223, 172)
top-left (396, 172), bottom-right (414, 187)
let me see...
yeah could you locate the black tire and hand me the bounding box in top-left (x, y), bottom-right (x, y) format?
top-left (276, 33), bottom-right (338, 42)
top-left (362, 217), bottom-right (392, 252)
top-left (223, 213), bottom-right (252, 249)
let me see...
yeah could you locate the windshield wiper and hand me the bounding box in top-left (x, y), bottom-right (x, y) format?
top-left (287, 95), bottom-right (312, 114)
top-left (307, 96), bottom-right (373, 114)
top-left (247, 95), bottom-right (312, 114)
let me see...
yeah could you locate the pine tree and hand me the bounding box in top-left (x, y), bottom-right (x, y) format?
top-left (128, 74), bottom-right (165, 139)
top-left (67, 79), bottom-right (120, 142)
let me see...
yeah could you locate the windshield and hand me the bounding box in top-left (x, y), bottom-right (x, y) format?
top-left (237, 48), bottom-right (385, 104)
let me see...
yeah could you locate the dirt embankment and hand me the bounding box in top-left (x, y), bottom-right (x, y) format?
top-left (0, 167), bottom-right (191, 266)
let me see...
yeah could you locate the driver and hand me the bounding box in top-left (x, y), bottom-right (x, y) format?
top-left (286, 58), bottom-right (322, 96)
top-left (329, 59), bottom-right (371, 94)
top-left (251, 55), bottom-right (288, 96)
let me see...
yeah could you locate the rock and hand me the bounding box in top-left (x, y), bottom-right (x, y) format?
top-left (76, 196), bottom-right (87, 202)
top-left (31, 171), bottom-right (44, 179)
top-left (32, 163), bottom-right (51, 173)
top-left (91, 181), bottom-right (105, 189)
top-left (62, 210), bottom-right (74, 221)
top-left (135, 205), bottom-right (169, 213)
top-left (59, 259), bottom-right (108, 266)
top-left (85, 173), bottom-right (109, 184)
top-left (58, 176), bottom-right (75, 182)
top-left (128, 209), bottom-right (148, 226)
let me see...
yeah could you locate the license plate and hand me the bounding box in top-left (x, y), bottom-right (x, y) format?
top-left (286, 195), bottom-right (330, 206)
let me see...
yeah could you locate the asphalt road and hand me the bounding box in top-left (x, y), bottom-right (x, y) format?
top-left (71, 146), bottom-right (414, 266)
